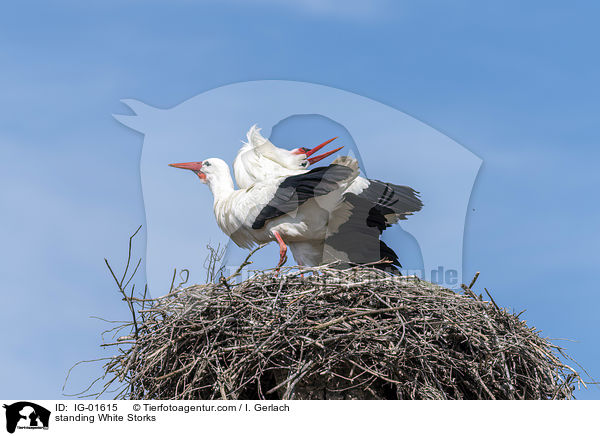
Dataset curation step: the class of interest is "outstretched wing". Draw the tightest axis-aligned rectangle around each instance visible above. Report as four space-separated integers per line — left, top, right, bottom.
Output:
350 179 423 228
251 157 358 229
323 178 423 272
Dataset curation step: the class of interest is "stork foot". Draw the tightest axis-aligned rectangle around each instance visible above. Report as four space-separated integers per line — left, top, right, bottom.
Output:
273 231 288 272
277 253 288 269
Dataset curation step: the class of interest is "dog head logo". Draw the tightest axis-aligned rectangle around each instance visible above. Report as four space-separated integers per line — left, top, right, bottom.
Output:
3 402 50 433
114 80 481 291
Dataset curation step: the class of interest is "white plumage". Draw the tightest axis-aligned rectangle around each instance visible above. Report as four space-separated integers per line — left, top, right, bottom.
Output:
233 125 308 190
169 156 360 268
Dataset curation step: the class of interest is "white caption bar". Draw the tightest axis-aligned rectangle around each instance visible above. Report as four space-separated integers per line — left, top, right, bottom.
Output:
0 400 597 435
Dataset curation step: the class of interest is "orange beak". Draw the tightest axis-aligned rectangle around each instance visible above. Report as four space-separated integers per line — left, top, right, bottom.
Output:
169 161 203 171
169 161 206 180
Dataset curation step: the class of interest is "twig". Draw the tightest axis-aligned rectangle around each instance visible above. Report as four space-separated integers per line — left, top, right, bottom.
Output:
226 244 267 281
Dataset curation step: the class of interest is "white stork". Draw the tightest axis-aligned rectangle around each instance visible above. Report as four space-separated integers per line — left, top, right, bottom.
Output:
169 156 360 268
233 125 343 189
233 125 423 270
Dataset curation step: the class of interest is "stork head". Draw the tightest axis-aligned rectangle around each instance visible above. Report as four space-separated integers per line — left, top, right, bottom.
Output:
289 137 344 168
169 158 230 185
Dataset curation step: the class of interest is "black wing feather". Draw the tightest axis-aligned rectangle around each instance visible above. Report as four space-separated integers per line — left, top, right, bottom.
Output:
323 178 423 273
358 180 423 227
252 164 354 229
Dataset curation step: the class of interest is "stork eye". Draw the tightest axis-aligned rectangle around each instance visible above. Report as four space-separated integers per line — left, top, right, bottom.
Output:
301 161 308 167
204 161 211 167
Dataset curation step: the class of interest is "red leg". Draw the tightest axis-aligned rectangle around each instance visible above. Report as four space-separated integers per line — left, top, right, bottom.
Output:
273 231 288 269
296 259 305 278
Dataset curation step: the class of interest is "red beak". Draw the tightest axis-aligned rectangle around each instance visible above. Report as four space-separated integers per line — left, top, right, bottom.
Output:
169 161 203 171
308 146 344 165
304 137 338 158
300 137 344 165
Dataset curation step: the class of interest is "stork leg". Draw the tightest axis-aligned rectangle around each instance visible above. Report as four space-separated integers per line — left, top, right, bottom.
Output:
296 260 305 278
273 231 288 270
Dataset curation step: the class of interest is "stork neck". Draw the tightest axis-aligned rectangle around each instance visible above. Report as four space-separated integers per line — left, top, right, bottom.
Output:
206 172 235 202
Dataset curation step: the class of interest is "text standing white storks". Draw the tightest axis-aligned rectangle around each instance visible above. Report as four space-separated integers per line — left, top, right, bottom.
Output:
233 125 423 270
169 156 360 269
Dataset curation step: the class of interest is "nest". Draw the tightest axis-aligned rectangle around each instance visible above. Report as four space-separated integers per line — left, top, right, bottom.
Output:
99 260 583 400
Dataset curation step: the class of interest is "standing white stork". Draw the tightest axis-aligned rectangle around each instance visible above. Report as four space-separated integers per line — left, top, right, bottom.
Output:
233 125 423 270
169 156 360 268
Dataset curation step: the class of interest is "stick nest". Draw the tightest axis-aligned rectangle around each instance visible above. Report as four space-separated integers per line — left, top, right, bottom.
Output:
100 263 583 400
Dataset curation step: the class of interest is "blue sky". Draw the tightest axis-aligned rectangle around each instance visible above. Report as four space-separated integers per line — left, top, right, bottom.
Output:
1 0 599 399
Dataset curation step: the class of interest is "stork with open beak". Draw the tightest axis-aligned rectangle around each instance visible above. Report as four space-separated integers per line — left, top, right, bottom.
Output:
169 156 360 269
233 125 423 270
233 125 343 190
